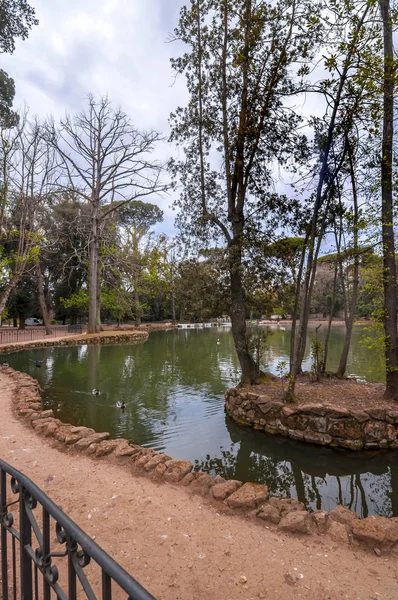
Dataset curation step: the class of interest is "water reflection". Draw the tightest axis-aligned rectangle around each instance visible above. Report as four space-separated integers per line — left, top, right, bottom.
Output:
5 325 396 516
196 416 398 518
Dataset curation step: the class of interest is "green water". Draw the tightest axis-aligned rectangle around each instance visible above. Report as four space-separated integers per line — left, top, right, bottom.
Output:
5 324 398 518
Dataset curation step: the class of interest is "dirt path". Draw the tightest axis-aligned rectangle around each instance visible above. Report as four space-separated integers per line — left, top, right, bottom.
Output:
1 373 397 599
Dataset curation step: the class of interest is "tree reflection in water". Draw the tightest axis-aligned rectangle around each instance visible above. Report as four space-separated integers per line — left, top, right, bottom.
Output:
194 416 398 517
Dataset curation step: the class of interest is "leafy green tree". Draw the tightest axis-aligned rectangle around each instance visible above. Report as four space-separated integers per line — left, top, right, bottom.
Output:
287 0 386 399
0 116 55 319
174 257 229 322
0 0 38 53
0 0 38 127
170 0 323 383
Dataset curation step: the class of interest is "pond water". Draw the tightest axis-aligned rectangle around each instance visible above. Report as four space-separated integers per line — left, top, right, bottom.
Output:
6 324 398 518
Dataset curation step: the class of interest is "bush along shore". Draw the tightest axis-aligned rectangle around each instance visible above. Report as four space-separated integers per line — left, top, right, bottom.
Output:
3 365 398 555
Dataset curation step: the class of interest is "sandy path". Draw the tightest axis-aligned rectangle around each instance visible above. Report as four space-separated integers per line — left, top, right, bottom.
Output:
0 372 397 599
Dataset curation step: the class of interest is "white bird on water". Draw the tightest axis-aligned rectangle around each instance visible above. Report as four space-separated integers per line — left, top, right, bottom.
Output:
217 339 220 345
92 388 100 396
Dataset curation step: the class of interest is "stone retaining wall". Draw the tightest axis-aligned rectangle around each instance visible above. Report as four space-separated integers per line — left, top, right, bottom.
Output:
0 330 149 355
225 387 398 451
3 366 398 554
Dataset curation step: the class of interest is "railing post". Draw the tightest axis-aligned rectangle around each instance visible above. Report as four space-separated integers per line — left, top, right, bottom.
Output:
42 508 51 600
1 468 9 600
19 485 32 600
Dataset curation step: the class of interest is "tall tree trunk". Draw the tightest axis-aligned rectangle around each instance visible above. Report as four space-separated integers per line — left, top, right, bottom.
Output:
228 232 258 383
18 314 25 330
36 263 52 336
289 238 307 375
171 288 176 323
379 0 398 398
96 249 102 331
336 137 360 378
135 290 141 326
88 211 101 334
322 255 339 373
296 197 334 373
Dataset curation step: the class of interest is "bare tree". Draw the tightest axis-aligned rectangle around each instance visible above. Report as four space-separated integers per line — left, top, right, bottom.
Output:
46 95 164 333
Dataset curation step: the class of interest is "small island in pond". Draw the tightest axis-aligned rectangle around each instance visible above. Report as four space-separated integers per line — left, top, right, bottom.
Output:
226 376 398 451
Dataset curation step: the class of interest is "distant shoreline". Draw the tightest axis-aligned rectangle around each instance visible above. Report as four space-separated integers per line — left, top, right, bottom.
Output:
257 319 371 326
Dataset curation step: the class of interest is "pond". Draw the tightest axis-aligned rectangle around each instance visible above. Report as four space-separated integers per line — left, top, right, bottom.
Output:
5 324 398 518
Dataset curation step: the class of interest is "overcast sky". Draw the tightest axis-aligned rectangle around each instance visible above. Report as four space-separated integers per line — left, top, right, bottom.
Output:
2 0 189 235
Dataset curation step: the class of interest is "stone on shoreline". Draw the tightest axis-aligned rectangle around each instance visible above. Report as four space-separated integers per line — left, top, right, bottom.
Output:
95 439 124 457
163 460 193 483
73 432 110 449
312 510 328 534
144 453 172 472
257 505 281 524
327 520 351 545
226 482 268 509
268 497 305 517
211 480 242 501
352 516 398 549
329 505 359 527
189 472 214 496
278 511 312 534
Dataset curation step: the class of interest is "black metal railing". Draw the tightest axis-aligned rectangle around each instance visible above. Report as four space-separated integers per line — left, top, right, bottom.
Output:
0 459 156 600
0 326 89 345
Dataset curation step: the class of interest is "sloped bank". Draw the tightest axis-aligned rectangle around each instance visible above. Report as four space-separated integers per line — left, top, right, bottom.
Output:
3 367 398 555
225 384 398 451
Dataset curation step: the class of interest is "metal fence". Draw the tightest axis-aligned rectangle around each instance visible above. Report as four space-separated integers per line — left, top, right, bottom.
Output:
0 326 87 345
0 459 156 599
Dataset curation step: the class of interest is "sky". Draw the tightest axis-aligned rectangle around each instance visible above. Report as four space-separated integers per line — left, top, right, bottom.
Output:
2 0 189 235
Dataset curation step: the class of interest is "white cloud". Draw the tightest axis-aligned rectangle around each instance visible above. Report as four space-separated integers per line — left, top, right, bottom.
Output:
1 0 188 234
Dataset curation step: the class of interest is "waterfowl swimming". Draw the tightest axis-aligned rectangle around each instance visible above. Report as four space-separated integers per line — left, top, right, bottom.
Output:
2 362 9 368
116 401 126 409
92 388 100 396
35 360 43 367
216 339 220 345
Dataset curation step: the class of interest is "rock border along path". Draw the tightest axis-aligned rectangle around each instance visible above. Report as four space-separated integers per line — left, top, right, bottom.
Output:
3 360 398 556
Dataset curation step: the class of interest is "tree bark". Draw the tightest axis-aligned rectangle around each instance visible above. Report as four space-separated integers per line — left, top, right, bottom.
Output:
171 289 176 323
322 254 339 373
336 137 360 378
88 211 101 334
135 290 141 326
228 231 258 383
36 263 52 335
0 272 21 318
379 0 398 399
289 239 307 375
